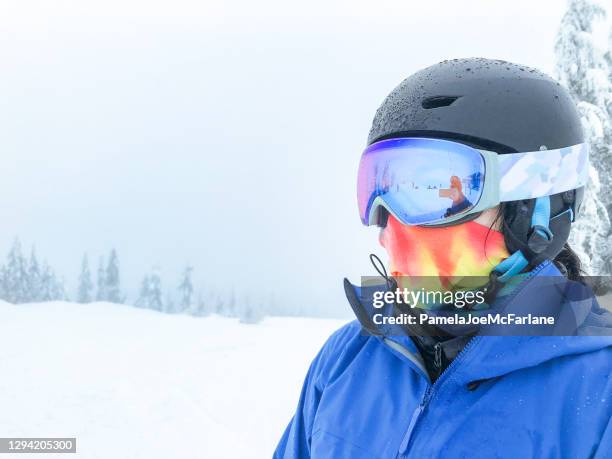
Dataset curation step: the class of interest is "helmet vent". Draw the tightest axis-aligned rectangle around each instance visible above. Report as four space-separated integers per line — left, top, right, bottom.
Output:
421 95 460 109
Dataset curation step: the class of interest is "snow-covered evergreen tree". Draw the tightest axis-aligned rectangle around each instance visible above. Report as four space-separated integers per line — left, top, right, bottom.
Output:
240 303 264 324
96 257 106 301
164 292 176 314
215 294 225 315
607 27 612 73
105 249 121 303
77 254 93 303
5 239 29 303
135 275 151 308
194 292 209 316
39 263 54 301
136 268 163 311
38 261 66 302
149 271 163 311
555 0 612 276
178 266 194 311
27 247 42 302
226 288 236 316
0 265 7 300
55 276 68 302
238 294 264 324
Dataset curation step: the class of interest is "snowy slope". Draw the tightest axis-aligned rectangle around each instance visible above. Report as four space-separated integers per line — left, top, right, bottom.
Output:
0 302 347 458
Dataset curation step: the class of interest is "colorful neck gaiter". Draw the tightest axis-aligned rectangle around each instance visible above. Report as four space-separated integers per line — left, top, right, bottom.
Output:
379 214 510 308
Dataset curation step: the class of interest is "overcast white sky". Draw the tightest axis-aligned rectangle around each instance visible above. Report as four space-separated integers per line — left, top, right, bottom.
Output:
0 0 576 315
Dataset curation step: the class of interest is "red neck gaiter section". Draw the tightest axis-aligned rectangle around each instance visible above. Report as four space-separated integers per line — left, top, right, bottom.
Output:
379 214 509 288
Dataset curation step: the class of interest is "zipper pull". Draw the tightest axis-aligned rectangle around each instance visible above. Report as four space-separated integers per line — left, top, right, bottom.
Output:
398 403 425 455
434 343 443 372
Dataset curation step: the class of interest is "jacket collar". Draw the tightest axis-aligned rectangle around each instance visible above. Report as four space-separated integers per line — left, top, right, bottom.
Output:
344 261 612 382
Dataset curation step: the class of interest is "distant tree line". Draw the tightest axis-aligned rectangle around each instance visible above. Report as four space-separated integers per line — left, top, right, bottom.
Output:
0 239 65 303
76 249 123 304
2 238 270 323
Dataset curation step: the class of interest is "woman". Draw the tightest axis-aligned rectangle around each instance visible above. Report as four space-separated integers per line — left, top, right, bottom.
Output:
274 58 612 458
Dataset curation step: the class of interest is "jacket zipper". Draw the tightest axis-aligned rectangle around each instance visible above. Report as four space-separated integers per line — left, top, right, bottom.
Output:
397 336 480 457
395 262 549 457
433 342 443 377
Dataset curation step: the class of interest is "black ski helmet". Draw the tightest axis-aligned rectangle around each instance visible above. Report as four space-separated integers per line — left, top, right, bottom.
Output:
368 58 585 268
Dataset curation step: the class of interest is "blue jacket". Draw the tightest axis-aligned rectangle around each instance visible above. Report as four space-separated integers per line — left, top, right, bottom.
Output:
274 262 612 458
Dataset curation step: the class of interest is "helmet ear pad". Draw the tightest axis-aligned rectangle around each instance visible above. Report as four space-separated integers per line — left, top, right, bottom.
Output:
502 192 575 268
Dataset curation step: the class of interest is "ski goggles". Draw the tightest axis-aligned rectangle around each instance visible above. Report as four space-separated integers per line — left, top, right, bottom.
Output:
357 137 589 226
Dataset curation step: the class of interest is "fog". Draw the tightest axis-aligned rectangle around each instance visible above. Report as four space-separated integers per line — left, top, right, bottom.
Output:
0 0 567 315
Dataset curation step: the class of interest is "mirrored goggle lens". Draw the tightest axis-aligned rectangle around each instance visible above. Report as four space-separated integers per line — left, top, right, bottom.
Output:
357 138 486 225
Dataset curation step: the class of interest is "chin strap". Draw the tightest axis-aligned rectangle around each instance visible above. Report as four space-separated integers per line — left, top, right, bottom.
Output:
483 196 553 303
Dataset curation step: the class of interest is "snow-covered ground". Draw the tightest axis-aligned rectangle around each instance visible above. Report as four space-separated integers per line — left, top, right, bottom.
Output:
0 302 347 458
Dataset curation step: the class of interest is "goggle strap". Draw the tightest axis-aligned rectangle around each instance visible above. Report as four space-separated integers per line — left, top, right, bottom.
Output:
497 143 589 203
